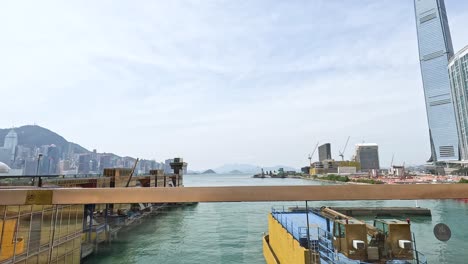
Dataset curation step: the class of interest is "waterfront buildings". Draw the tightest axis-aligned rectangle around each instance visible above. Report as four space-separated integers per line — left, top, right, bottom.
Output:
449 46 468 160
354 144 379 172
318 143 331 162
0 125 167 177
0 160 185 263
414 0 458 162
309 160 360 175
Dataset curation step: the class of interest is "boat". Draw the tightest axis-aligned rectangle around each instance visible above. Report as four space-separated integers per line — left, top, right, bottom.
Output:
253 168 268 178
263 206 427 264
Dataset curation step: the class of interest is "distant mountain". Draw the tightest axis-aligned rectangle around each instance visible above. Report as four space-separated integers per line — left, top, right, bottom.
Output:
214 163 297 174
229 170 244 174
202 169 216 174
214 164 260 174
0 125 89 154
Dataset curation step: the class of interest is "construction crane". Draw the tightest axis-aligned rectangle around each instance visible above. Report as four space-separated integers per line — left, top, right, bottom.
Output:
308 142 319 166
338 136 350 161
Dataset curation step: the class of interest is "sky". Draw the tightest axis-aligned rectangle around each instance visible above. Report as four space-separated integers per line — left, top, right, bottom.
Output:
1 0 468 171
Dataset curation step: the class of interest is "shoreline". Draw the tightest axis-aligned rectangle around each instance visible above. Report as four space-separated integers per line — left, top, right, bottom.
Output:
300 176 371 185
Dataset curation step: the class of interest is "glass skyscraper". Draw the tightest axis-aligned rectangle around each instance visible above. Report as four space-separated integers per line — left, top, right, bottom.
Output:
449 46 468 160
414 0 459 161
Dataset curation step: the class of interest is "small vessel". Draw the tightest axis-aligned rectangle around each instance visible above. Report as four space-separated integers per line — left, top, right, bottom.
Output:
263 207 427 264
253 168 268 178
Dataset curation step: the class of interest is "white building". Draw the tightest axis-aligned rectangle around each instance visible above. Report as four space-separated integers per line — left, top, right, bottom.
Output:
0 161 9 174
0 161 22 176
4 129 18 150
389 165 405 177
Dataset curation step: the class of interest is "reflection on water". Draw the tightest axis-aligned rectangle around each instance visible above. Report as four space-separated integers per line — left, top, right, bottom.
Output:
87 174 468 264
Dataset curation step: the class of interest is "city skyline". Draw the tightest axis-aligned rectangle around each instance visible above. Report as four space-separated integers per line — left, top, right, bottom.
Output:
0 125 168 176
2 1 468 170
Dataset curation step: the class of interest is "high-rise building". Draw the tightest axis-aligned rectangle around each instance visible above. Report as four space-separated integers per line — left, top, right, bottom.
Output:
414 0 458 161
0 129 18 165
448 46 468 160
0 148 11 166
47 144 60 174
164 159 174 174
318 143 332 162
99 154 112 172
3 129 18 152
355 144 380 171
23 158 38 175
78 154 92 174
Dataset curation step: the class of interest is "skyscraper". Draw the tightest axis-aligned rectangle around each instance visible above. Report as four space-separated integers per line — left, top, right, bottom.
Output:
318 143 332 162
3 129 18 151
0 129 18 165
164 159 174 174
448 46 468 160
47 144 60 174
354 144 380 172
414 0 458 162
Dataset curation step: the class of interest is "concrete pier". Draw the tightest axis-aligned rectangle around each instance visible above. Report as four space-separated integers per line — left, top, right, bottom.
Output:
289 206 431 217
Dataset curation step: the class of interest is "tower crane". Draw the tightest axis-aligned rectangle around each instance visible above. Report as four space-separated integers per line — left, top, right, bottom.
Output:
338 136 350 161
308 142 319 166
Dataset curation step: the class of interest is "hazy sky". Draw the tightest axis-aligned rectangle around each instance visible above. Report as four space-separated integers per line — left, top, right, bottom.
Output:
1 1 468 170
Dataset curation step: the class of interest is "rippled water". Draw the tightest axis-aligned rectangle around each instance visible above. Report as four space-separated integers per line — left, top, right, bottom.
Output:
86 174 468 263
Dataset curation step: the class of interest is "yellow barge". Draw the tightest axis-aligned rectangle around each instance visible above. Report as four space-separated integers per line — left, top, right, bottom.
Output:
263 207 427 264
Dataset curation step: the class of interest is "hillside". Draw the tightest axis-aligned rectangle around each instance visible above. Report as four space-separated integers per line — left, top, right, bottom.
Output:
0 125 89 154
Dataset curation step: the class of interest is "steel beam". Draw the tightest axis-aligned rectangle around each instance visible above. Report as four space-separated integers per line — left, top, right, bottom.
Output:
0 184 467 205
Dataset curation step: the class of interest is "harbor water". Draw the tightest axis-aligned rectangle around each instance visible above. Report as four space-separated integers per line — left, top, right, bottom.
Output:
86 174 468 264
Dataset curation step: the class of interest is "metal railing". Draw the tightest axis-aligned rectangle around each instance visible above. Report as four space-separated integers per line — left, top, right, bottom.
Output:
1 184 468 205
